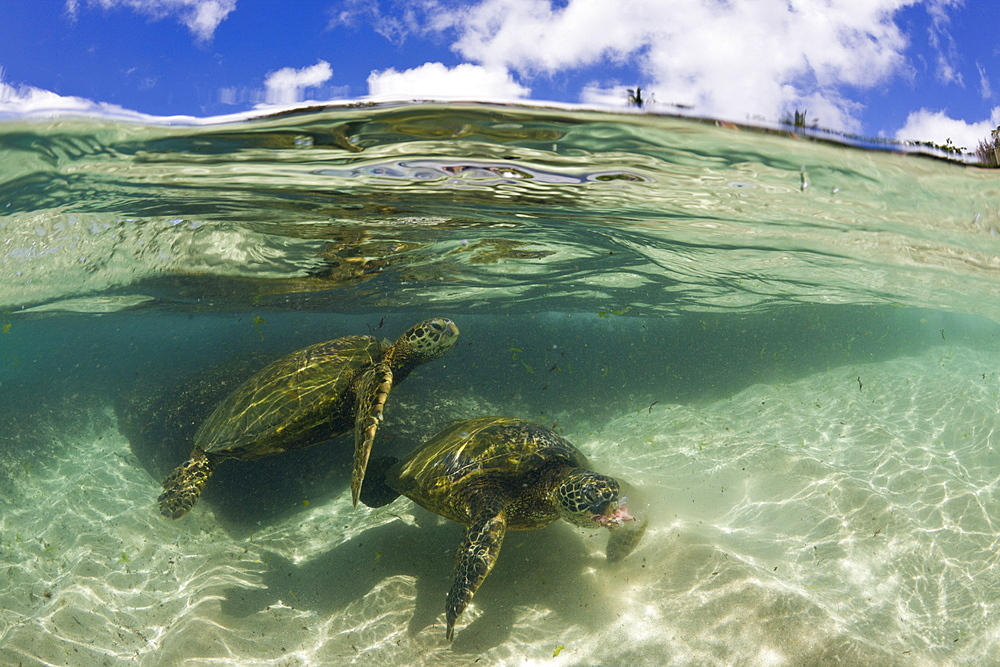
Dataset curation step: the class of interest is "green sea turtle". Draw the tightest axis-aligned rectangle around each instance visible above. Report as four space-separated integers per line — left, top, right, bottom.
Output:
158 317 460 519
361 416 647 640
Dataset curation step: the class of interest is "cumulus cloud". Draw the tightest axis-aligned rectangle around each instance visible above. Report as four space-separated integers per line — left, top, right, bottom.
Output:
350 0 968 133
262 60 334 105
0 72 258 123
366 62 530 101
0 74 139 117
431 0 927 132
895 106 1000 150
65 0 237 42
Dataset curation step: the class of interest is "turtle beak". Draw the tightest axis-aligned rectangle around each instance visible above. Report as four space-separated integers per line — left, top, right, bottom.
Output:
429 318 459 338
591 497 636 529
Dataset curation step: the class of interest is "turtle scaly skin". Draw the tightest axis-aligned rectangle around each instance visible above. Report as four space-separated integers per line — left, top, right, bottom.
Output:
360 416 647 640
159 449 212 519
157 318 459 519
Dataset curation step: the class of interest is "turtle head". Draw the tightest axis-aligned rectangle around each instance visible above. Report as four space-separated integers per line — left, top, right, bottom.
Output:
391 318 459 367
555 470 635 530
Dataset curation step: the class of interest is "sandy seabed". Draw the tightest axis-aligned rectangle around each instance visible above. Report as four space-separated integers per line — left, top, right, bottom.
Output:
2 345 999 666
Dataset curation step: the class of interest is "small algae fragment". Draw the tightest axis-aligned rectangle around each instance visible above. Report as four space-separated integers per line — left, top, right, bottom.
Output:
1 322 10 334
119 551 130 563
301 499 310 506
508 347 534 373
252 315 267 341
553 645 565 657
597 306 631 317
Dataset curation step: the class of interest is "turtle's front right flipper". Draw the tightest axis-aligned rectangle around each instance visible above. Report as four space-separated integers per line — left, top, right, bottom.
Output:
606 514 648 563
606 485 650 563
358 456 402 508
158 449 213 519
446 496 507 640
351 362 393 506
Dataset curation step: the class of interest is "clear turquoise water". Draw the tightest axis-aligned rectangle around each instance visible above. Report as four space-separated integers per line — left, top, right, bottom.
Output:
1 103 999 666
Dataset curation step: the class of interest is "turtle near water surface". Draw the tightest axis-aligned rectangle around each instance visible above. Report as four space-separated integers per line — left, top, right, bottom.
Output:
361 416 647 640
157 317 460 519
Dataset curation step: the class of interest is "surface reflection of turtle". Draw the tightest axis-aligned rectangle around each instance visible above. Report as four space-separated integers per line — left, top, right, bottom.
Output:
158 318 460 519
361 416 647 640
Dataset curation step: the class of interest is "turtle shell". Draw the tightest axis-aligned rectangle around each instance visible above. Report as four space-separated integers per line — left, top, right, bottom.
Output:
388 417 589 526
195 335 382 460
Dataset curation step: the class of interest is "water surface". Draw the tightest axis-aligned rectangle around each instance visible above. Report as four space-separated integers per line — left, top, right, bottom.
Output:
1 103 998 666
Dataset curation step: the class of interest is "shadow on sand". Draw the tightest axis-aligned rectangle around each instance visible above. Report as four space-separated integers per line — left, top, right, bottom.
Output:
220 510 625 652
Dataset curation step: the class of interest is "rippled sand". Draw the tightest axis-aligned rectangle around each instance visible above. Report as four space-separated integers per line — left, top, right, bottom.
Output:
2 345 998 666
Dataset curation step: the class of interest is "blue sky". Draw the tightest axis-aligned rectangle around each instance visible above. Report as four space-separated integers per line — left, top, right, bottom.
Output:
0 0 998 150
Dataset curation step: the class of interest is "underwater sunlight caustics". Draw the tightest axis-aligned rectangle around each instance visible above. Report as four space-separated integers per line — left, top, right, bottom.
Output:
1 103 1000 666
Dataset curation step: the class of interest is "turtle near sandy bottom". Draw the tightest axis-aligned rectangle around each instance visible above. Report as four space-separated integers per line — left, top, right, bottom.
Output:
157 317 460 519
360 416 648 640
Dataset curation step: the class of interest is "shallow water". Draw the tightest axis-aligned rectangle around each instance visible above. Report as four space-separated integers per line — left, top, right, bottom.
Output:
1 103 999 666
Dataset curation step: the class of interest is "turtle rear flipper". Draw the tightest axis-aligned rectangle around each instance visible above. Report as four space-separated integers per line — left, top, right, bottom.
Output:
446 491 507 641
351 362 393 506
359 456 402 508
158 449 213 519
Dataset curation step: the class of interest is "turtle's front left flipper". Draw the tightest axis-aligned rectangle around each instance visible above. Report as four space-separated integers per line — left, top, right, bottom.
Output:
351 362 393 506
446 495 507 640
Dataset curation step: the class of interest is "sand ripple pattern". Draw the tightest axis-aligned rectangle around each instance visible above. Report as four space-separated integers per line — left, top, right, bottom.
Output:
579 345 1000 665
1 346 998 665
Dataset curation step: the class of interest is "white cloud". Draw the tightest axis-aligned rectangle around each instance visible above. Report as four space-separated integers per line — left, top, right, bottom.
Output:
352 0 970 133
366 62 530 101
580 83 635 108
65 0 237 42
0 72 343 125
977 63 992 100
422 0 927 132
925 0 964 86
895 106 1000 150
0 74 139 117
0 72 252 123
262 60 334 105
329 0 433 45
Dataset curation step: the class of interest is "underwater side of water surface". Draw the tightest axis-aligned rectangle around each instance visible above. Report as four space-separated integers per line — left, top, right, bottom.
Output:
1 103 1000 666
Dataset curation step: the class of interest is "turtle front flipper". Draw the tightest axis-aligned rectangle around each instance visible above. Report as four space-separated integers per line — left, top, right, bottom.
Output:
158 449 213 519
607 515 648 563
358 456 402 508
351 362 393 506
606 487 650 563
446 494 508 640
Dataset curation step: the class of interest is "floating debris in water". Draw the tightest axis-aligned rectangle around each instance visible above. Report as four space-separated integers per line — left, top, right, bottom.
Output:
252 315 267 341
